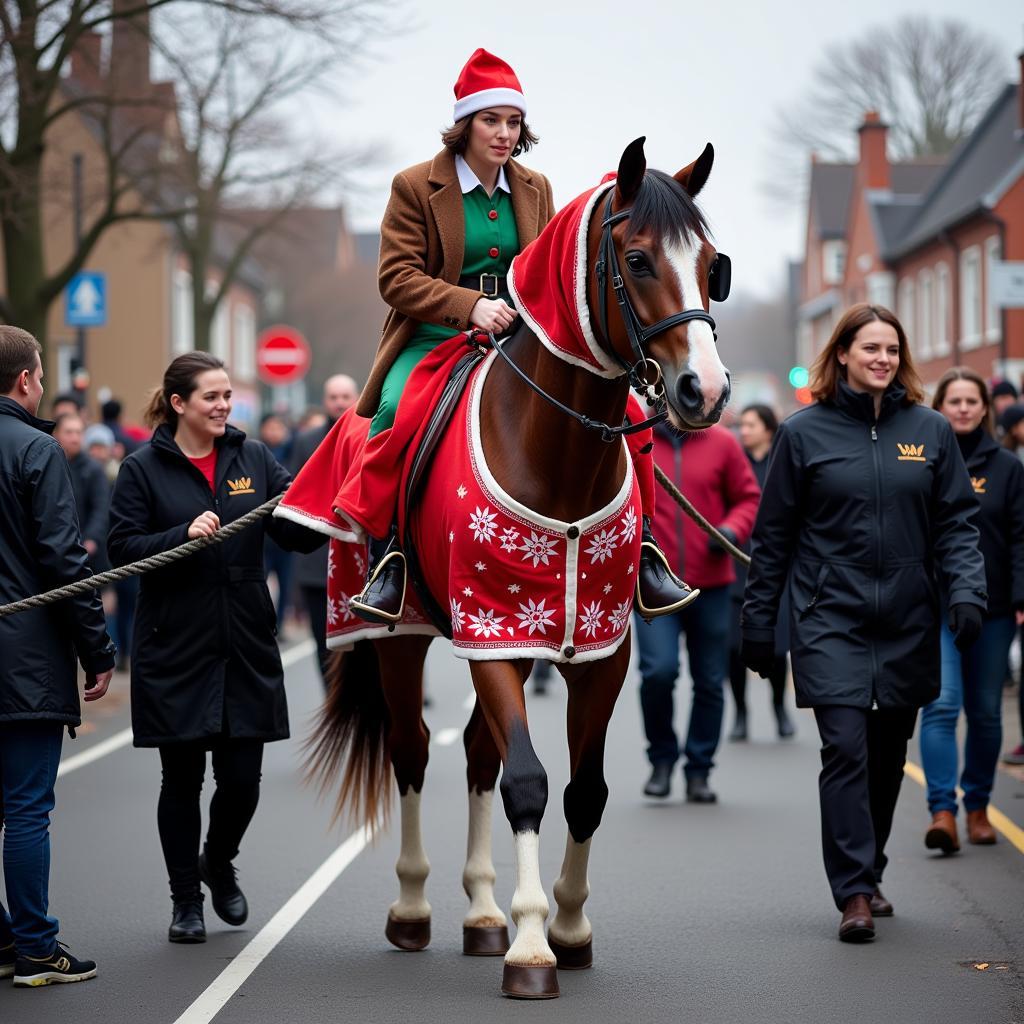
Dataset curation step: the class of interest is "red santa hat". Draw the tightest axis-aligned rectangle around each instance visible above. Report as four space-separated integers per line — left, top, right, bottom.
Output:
453 48 527 122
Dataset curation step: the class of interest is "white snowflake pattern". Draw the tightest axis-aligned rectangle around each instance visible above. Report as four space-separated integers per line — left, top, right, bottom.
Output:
327 547 336 579
468 608 507 639
609 599 632 632
627 563 635 574
450 598 466 633
352 547 366 577
508 583 521 594
515 597 558 636
456 484 468 499
469 505 499 544
463 586 474 597
620 507 638 544
449 531 455 542
517 530 559 567
327 593 354 627
579 600 605 638
500 527 521 552
603 582 613 595
475 561 487 573
585 527 620 565
326 596 337 626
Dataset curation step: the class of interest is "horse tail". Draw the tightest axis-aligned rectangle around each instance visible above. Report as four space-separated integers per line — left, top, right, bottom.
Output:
303 639 392 833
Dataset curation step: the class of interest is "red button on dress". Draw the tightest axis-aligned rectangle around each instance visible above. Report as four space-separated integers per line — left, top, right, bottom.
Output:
488 209 498 220
488 246 499 257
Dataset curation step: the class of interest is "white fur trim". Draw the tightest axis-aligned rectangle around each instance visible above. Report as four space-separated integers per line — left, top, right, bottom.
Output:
507 180 623 380
454 87 526 121
273 503 358 543
326 624 439 651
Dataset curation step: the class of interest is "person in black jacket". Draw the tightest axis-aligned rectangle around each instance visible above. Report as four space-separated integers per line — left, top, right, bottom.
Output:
0 327 114 987
741 304 986 944
54 412 110 573
107 352 321 945
919 368 1024 851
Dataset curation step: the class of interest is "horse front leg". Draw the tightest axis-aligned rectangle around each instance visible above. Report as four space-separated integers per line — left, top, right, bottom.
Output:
377 636 433 951
469 658 558 1000
461 700 509 956
549 638 630 970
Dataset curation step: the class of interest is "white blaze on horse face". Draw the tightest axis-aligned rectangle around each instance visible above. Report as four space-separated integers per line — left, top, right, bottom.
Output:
390 790 431 922
664 234 730 418
463 788 507 929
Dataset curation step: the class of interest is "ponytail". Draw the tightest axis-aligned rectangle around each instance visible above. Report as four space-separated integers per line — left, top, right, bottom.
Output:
144 351 225 429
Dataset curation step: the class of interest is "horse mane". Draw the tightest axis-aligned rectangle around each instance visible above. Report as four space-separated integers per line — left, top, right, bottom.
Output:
626 169 709 245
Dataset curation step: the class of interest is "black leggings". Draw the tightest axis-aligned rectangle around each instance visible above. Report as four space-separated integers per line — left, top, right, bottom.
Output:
157 739 264 902
729 649 787 712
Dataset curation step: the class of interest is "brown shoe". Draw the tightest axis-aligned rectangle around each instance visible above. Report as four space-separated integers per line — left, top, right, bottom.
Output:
966 808 997 845
838 894 875 943
925 810 960 854
869 886 893 917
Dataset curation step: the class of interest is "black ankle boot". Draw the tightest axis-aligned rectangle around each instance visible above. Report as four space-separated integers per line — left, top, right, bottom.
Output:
636 516 699 619
349 532 407 626
168 898 206 944
199 850 248 926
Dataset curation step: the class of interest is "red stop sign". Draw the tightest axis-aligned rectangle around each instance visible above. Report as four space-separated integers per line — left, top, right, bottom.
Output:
256 325 311 385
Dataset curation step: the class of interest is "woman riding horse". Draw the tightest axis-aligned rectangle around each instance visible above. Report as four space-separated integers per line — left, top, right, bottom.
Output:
340 47 695 625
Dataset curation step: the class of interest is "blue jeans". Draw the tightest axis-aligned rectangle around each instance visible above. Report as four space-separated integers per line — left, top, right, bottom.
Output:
0 722 63 956
919 617 1014 814
634 585 730 778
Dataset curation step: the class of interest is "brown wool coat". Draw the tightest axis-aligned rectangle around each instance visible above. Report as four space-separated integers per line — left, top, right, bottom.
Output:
357 148 556 418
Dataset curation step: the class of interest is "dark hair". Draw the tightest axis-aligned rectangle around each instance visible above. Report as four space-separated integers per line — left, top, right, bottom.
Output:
931 366 994 436
144 352 226 428
53 411 84 431
626 169 709 246
0 326 42 393
101 398 123 421
441 110 538 157
991 379 1018 400
809 303 924 405
52 391 84 413
740 403 778 435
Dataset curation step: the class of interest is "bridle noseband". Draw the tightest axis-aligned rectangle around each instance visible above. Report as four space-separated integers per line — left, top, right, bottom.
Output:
476 187 725 443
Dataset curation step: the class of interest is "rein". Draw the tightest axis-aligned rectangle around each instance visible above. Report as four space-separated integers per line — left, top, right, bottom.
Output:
473 188 719 444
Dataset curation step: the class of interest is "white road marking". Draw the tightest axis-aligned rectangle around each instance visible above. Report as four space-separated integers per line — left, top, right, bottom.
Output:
435 727 461 746
172 825 373 1024
57 638 317 779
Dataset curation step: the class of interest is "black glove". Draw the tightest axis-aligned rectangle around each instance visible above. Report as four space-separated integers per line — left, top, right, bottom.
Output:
708 525 738 555
949 603 983 652
741 637 775 678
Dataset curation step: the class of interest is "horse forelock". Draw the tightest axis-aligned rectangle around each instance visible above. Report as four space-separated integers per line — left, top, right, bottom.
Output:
625 169 709 248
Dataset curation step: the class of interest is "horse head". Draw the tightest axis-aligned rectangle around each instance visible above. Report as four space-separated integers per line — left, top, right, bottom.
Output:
588 137 732 429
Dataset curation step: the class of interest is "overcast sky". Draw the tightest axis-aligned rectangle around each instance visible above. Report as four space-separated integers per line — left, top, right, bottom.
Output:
325 0 1021 300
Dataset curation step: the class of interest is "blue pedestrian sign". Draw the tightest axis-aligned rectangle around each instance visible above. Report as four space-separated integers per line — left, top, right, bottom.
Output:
65 272 107 328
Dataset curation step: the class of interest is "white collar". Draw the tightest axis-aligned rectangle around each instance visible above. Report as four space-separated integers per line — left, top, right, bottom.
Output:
455 154 510 196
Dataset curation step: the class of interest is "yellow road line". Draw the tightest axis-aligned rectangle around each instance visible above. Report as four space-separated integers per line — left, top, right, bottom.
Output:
904 759 1024 856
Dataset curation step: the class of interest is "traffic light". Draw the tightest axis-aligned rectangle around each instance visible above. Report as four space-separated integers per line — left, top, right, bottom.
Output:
789 366 812 405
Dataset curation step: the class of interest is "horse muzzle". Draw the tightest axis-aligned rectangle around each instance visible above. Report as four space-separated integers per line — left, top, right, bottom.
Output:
666 368 731 429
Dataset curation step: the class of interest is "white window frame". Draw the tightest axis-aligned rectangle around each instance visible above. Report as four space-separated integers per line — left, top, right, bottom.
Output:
822 240 847 286
206 278 229 364
172 268 194 356
866 271 895 311
917 269 934 361
934 262 951 356
959 245 982 350
233 304 256 381
897 277 915 353
985 235 1002 343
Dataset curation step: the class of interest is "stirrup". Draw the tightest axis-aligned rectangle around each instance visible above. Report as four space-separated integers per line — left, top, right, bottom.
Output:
349 549 408 626
635 541 701 620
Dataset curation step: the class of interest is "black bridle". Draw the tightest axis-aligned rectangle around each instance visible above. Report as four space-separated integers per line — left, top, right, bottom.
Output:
476 187 725 442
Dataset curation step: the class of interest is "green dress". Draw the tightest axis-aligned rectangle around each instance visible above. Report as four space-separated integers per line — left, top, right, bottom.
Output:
369 184 520 437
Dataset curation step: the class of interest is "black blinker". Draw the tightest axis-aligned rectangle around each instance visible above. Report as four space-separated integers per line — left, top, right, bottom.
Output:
709 253 731 303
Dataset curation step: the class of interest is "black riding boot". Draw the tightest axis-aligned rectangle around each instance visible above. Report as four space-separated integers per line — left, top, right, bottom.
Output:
635 516 699 619
349 531 407 626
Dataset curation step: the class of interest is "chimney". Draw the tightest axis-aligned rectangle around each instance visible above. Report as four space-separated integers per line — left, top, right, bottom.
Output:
108 0 151 95
68 30 103 86
857 110 890 191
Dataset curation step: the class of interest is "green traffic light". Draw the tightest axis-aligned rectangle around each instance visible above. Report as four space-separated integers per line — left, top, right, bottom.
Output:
789 366 809 389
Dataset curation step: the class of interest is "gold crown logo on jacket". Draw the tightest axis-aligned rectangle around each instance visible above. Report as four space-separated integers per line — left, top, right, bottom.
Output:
971 476 987 494
896 443 925 462
227 476 255 495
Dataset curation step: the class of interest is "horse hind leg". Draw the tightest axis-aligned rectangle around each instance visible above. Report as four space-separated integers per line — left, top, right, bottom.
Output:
376 635 433 952
470 659 559 1000
461 701 509 956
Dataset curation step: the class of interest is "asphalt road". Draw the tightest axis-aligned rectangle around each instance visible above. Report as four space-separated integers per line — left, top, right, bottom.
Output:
2 633 1024 1023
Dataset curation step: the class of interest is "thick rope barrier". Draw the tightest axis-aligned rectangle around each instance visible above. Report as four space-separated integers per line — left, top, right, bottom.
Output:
0 493 284 619
653 463 752 568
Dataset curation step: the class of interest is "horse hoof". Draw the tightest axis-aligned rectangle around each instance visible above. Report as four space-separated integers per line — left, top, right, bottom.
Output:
548 934 593 970
501 963 559 999
385 913 430 951
463 924 510 956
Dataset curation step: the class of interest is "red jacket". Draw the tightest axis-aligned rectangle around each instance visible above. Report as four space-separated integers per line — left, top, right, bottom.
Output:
651 423 760 590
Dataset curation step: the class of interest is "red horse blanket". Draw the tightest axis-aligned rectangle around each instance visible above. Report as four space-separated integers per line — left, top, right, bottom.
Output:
275 176 652 661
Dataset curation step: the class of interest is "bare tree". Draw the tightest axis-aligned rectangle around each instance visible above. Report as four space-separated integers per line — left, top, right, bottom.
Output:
0 0 377 355
765 15 1007 207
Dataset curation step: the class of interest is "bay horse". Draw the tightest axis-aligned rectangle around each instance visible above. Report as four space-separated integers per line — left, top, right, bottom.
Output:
306 138 731 999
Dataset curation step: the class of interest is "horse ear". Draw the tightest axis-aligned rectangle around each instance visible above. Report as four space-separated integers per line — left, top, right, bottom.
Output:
674 143 714 198
616 137 647 204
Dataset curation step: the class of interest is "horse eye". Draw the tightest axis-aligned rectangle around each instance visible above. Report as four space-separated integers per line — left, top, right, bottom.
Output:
625 252 649 274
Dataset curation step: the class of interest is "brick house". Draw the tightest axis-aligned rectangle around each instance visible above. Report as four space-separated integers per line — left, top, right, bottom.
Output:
796 54 1024 391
